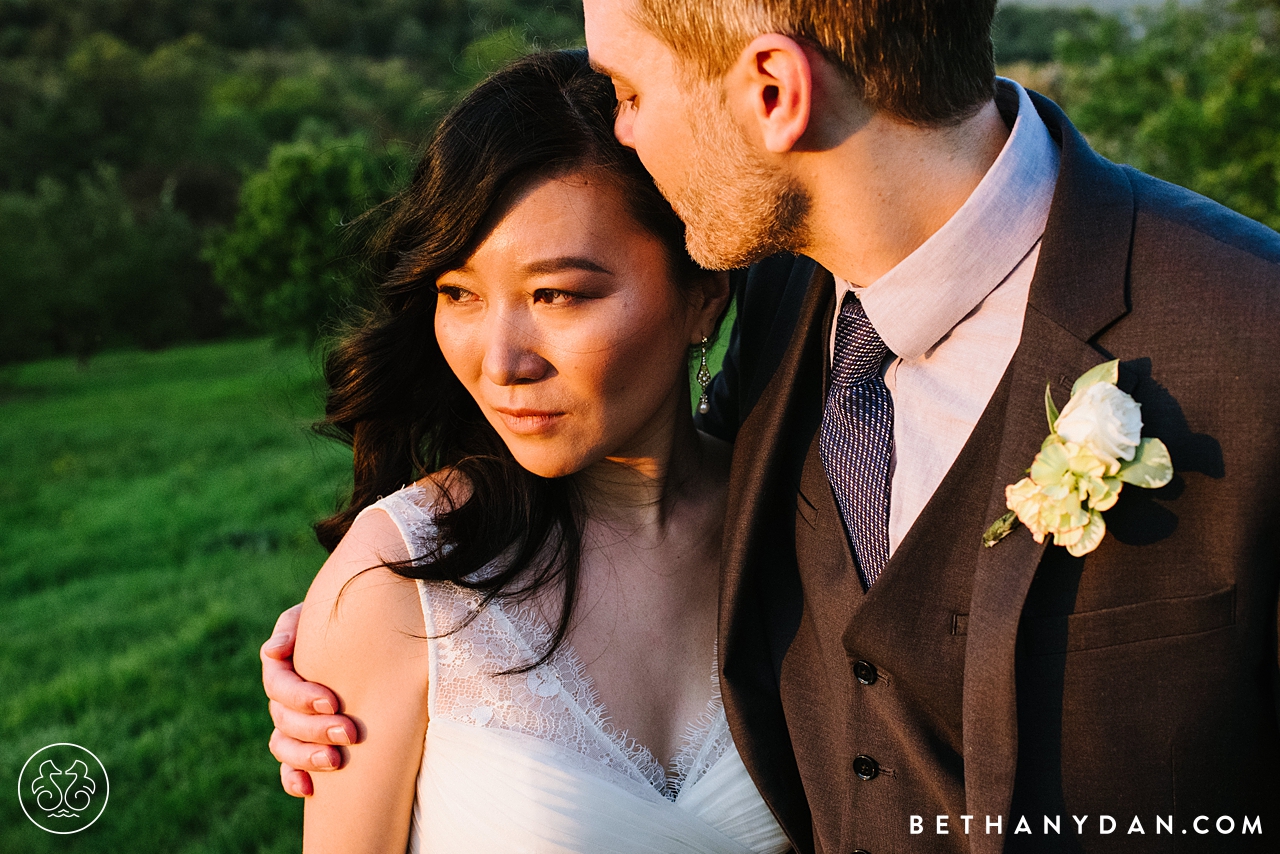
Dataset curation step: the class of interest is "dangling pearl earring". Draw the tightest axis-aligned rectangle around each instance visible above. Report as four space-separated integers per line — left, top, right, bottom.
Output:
696 336 711 415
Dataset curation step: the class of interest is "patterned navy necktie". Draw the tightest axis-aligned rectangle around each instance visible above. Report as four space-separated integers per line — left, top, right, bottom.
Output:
820 292 894 588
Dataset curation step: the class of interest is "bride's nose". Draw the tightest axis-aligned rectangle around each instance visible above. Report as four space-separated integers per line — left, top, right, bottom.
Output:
481 313 553 386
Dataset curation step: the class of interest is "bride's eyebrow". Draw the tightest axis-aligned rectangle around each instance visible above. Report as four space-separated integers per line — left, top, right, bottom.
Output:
523 256 613 276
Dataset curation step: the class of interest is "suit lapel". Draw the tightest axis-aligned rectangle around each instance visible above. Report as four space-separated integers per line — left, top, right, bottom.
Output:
962 91 1136 851
719 258 829 854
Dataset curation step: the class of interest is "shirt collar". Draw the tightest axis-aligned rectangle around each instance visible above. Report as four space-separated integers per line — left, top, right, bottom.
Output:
835 78 1061 361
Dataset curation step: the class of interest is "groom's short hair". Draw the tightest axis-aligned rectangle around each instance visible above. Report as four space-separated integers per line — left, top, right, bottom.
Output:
632 0 997 126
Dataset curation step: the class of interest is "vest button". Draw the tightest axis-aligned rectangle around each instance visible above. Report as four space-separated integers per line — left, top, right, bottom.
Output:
853 850 871 854
853 659 878 685
852 754 880 780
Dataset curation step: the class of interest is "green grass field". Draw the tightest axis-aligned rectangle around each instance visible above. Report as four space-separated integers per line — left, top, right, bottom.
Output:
0 327 732 850
0 339 350 852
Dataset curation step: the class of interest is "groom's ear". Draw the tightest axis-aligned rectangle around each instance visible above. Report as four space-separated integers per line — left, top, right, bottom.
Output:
726 34 813 155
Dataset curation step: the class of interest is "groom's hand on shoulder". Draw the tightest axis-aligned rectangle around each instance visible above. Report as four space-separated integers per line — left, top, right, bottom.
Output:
261 603 361 796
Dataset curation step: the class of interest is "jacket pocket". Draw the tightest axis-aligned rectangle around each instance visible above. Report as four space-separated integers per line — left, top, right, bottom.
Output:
1020 586 1236 656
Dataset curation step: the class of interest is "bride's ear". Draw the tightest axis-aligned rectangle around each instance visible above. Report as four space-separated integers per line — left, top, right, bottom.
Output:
692 270 732 344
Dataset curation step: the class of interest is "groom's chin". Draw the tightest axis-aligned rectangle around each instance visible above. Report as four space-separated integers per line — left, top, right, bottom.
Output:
683 236 758 272
683 227 809 272
677 192 813 272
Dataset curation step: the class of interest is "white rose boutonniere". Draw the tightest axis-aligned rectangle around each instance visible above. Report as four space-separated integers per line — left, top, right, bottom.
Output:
1054 381 1142 469
982 360 1173 557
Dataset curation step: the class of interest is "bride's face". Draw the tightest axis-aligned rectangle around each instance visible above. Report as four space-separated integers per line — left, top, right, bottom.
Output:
434 171 712 479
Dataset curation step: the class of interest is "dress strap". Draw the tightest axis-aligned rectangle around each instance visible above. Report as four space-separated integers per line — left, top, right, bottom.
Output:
356 484 439 562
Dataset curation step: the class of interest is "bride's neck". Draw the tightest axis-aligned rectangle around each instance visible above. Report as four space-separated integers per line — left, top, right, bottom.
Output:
572 410 716 533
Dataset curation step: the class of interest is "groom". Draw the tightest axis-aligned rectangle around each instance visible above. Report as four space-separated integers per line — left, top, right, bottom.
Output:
262 1 1280 851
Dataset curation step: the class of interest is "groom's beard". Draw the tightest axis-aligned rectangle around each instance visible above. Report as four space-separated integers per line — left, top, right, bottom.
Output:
661 88 811 271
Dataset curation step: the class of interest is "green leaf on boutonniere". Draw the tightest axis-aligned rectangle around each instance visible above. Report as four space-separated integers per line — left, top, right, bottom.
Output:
1117 437 1174 488
982 510 1019 548
1070 359 1120 397
1044 383 1060 432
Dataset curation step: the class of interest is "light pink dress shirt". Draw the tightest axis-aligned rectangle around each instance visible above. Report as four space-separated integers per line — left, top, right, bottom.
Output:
831 80 1060 554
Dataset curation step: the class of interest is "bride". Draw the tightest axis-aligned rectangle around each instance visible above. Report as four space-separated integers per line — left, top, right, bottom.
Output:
277 50 791 853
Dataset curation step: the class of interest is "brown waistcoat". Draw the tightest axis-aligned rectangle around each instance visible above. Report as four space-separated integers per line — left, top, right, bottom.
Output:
782 368 1012 852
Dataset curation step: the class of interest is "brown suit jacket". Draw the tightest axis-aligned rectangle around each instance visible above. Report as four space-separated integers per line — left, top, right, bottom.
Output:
701 90 1280 853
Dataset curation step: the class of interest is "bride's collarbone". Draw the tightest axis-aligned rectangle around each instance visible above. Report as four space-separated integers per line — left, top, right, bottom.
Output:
560 551 720 772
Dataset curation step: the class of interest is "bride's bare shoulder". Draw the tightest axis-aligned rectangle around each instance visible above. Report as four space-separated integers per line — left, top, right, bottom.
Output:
292 466 477 672
294 500 426 687
296 492 435 849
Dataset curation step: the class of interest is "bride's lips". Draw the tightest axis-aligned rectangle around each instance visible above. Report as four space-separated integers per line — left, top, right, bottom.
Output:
492 406 566 435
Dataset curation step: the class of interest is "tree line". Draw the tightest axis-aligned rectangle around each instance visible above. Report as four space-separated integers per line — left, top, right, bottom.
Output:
1 1 1277 364
0 0 581 363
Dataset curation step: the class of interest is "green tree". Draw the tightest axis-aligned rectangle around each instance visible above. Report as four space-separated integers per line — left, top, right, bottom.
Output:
0 0 583 68
206 134 410 344
0 168 213 364
0 0 586 365
0 33 219 191
1058 1 1280 230
993 4 1104 64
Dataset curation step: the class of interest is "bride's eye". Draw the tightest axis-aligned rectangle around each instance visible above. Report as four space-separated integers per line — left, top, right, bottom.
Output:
533 288 574 306
435 284 476 303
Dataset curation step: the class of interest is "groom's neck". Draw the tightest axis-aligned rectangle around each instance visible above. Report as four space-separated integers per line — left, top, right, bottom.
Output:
797 97 1010 287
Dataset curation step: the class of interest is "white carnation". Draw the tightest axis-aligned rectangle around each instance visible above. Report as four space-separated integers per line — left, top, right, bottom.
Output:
1054 382 1142 472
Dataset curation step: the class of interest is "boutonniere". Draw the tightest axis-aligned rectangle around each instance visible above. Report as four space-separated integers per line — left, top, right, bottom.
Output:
982 360 1173 557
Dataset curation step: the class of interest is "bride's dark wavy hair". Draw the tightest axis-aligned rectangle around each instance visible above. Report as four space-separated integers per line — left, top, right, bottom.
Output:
313 49 705 669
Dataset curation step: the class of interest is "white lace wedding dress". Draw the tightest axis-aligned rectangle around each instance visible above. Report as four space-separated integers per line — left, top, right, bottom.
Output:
363 484 791 854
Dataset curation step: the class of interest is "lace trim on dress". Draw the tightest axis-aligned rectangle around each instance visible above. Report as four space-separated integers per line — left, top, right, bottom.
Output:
375 488 441 560
499 598 729 801
374 483 732 803
668 647 734 797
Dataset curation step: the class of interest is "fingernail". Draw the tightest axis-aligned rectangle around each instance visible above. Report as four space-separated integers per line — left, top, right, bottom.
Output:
267 633 290 650
312 698 336 715
327 726 352 746
311 749 335 770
